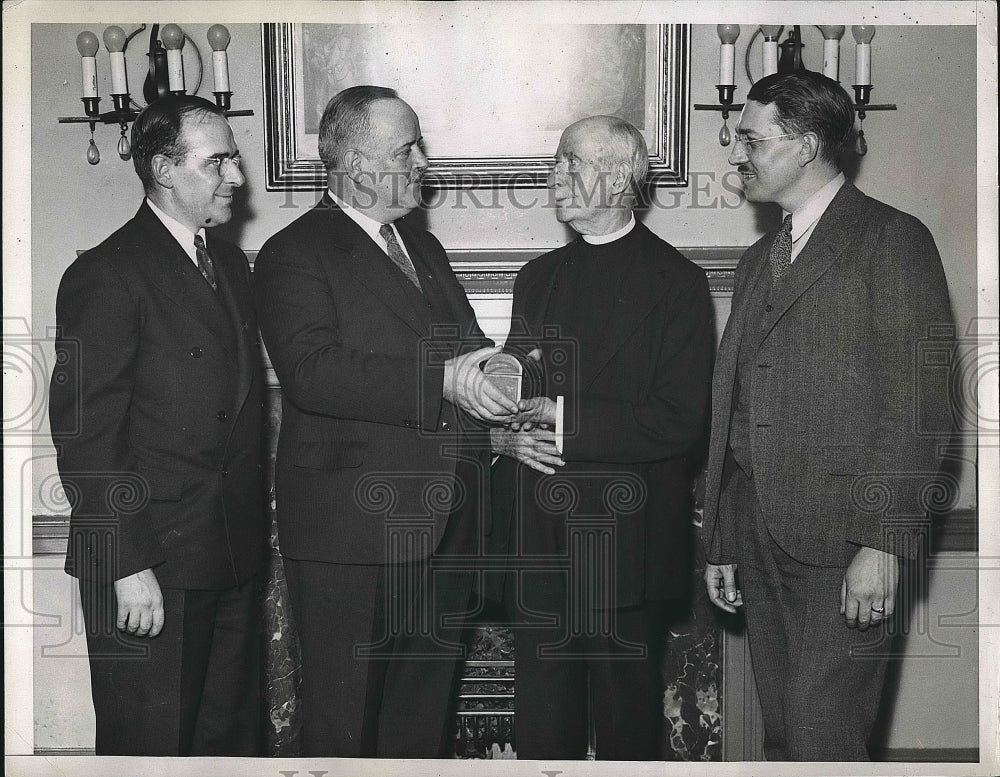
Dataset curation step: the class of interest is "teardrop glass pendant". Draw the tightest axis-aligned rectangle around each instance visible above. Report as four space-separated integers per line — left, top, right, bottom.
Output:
855 128 868 156
118 133 131 161
719 118 731 147
86 137 100 165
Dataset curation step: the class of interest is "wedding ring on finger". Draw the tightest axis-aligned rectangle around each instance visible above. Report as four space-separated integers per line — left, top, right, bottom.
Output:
871 605 885 614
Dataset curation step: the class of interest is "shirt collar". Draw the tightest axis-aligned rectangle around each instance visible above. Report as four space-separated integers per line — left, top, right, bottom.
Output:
146 197 205 262
581 213 636 245
328 189 392 245
787 172 846 243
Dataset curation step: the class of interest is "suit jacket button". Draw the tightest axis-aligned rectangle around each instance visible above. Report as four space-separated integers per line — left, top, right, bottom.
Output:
221 469 229 478
190 347 203 358
441 421 451 431
217 410 229 422
765 304 773 312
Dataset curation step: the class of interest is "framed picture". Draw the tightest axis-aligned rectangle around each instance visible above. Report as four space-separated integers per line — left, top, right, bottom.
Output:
262 22 689 190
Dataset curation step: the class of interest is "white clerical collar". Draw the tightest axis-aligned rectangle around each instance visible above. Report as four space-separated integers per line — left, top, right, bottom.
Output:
582 214 636 245
146 197 205 265
328 189 403 250
787 172 846 243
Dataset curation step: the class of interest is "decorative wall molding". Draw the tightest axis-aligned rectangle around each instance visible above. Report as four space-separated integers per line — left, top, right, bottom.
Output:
244 246 742 296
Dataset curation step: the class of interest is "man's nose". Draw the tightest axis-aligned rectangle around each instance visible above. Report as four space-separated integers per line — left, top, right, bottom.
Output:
728 141 748 167
226 160 245 187
412 145 429 171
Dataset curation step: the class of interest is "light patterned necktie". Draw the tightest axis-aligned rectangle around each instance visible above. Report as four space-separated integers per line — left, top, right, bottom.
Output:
769 214 793 282
193 234 218 292
379 223 422 292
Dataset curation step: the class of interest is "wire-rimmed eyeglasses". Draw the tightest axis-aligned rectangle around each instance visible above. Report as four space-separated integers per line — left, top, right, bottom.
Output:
176 154 243 176
732 133 800 149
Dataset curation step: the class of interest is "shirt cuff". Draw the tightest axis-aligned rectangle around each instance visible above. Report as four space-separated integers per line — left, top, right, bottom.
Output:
555 395 564 454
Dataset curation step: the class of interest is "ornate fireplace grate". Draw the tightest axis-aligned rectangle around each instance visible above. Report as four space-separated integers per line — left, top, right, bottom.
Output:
454 659 515 758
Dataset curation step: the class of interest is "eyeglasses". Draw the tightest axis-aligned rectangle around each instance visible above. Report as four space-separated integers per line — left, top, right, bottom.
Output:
732 133 799 149
177 154 243 176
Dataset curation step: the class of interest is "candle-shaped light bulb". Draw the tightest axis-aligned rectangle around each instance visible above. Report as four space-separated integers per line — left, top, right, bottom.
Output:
717 25 740 86
102 25 128 95
76 30 99 56
102 25 125 52
818 26 845 81
852 25 876 44
852 25 876 85
160 24 186 93
207 24 232 94
760 25 783 76
76 31 100 99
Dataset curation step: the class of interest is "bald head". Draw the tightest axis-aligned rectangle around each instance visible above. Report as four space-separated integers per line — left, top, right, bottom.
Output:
564 115 649 189
548 115 647 236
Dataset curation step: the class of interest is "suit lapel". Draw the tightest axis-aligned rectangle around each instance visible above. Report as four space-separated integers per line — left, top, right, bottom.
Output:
751 182 868 349
135 203 237 360
212 242 254 415
319 197 430 337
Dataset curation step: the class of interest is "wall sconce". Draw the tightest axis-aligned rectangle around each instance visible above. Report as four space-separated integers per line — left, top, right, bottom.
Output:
58 24 253 165
694 23 896 155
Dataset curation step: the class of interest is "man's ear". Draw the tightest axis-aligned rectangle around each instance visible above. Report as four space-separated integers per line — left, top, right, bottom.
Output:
150 154 175 189
342 147 367 183
798 132 821 167
612 162 632 196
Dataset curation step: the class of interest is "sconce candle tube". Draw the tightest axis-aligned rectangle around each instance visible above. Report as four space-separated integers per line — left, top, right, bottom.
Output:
211 51 231 93
760 25 782 77
160 24 186 93
717 25 740 86
852 26 876 86
81 57 98 97
823 38 840 80
818 26 845 81
207 25 232 93
109 51 127 94
76 31 100 99
102 26 128 95
166 50 185 91
855 44 871 85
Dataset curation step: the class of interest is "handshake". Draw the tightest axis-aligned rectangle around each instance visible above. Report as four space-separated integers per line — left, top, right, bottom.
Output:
442 346 564 474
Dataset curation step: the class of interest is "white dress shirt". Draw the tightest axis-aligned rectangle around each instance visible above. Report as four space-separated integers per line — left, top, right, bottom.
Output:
146 197 206 267
787 172 846 263
328 190 413 261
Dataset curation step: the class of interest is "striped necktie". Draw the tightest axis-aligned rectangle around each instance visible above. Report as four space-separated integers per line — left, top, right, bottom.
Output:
379 223 422 292
769 214 793 282
193 234 218 292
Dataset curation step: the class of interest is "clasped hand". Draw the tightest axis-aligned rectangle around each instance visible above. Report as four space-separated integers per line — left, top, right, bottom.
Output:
443 346 519 423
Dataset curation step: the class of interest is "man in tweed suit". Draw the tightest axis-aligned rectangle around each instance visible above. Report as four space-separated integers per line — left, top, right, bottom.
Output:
701 71 952 760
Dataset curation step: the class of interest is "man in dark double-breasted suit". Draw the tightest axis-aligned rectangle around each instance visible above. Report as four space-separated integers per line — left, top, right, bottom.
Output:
490 115 714 760
701 71 953 760
49 96 266 755
253 86 518 758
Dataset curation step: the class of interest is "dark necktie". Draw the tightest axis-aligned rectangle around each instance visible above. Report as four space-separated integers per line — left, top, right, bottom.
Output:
193 234 218 292
379 223 422 292
769 214 793 282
